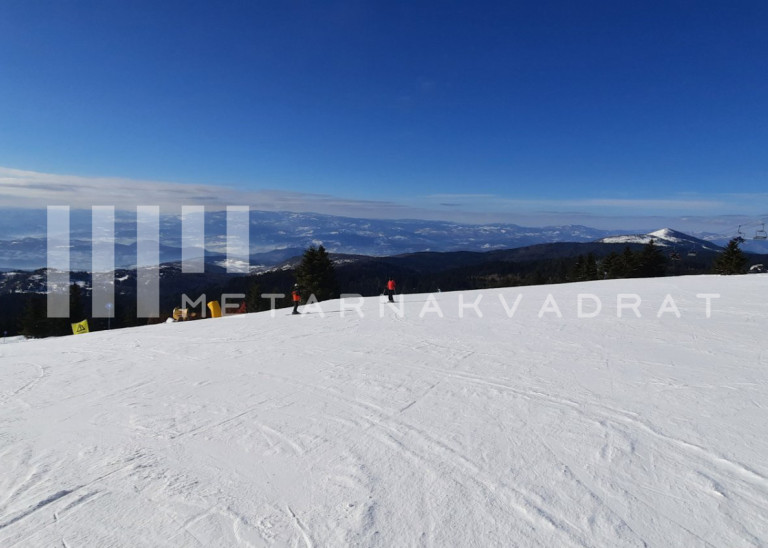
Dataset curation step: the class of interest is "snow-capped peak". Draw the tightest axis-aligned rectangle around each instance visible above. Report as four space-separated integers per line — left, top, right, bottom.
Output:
598 228 721 250
647 228 688 242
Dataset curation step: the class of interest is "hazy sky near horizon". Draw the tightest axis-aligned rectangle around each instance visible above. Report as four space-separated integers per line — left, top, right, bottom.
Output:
1 1 767 227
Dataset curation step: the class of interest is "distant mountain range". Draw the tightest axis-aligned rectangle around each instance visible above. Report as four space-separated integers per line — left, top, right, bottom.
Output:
0 226 737 299
1 207 761 272
0 208 619 271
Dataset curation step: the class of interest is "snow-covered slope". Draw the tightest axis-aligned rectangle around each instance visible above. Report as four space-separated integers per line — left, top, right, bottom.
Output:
1 275 767 546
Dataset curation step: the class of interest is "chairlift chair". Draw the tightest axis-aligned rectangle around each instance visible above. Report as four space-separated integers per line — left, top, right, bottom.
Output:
736 225 746 244
755 224 768 240
687 247 697 257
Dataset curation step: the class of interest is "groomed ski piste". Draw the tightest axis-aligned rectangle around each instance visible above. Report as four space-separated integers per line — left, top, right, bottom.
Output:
1 275 767 547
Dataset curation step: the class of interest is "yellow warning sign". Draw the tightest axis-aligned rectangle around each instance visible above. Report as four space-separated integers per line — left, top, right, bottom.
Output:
71 319 90 335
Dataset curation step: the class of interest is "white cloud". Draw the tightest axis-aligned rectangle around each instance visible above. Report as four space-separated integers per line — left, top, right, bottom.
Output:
0 166 765 233
0 166 411 215
424 194 727 212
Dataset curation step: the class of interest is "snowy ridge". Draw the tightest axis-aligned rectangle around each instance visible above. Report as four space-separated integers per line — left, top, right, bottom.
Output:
1 275 767 545
599 227 722 251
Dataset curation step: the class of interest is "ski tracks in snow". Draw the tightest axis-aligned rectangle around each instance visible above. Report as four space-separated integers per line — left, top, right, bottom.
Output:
0 447 149 546
0 362 49 409
2 278 768 546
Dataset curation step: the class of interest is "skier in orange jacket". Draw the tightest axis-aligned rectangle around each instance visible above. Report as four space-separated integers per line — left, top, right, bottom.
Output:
291 284 301 315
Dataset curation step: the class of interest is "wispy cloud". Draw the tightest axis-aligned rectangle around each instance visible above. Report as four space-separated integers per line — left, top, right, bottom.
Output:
1 166 765 233
424 194 729 212
0 166 408 215
0 166 245 209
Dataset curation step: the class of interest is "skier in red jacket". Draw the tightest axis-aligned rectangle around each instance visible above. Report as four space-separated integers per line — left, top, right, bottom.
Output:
386 278 396 303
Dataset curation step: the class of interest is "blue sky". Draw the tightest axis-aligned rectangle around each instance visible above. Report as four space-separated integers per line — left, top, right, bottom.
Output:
1 1 767 228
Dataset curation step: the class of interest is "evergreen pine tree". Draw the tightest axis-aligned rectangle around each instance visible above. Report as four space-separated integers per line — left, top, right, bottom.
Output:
602 252 621 279
296 245 339 302
120 298 140 328
713 238 748 275
572 255 586 281
245 278 262 312
70 283 85 321
584 253 599 280
636 239 667 278
620 246 637 278
20 295 48 338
